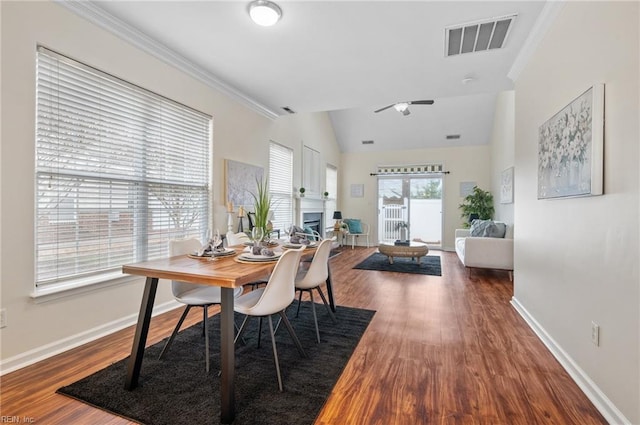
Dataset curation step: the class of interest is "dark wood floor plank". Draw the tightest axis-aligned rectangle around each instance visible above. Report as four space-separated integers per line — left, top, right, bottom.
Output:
1 248 606 424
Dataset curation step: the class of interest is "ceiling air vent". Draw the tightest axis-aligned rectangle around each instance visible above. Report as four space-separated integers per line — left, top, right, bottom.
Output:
361 140 374 145
446 134 461 140
281 106 296 114
445 14 517 57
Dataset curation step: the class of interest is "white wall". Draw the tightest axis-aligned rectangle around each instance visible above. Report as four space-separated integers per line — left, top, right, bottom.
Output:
340 145 491 250
0 1 340 368
513 2 639 423
490 91 515 225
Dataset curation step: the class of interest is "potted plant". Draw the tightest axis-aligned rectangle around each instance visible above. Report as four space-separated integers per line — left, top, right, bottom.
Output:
299 187 306 197
250 177 272 240
458 186 494 228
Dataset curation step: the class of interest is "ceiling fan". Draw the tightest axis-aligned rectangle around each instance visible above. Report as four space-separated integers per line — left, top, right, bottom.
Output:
374 100 435 116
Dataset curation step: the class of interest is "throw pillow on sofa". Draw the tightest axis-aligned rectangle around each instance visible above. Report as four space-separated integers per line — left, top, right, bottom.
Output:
470 219 491 236
470 219 506 238
486 222 506 238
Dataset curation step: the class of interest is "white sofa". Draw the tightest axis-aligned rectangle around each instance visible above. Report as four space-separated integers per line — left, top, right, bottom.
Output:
455 223 514 280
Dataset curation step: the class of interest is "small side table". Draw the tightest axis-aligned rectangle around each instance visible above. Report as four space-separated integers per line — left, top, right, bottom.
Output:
326 228 346 247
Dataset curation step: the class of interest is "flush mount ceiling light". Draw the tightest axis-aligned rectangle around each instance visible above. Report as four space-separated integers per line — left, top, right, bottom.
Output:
248 0 282 27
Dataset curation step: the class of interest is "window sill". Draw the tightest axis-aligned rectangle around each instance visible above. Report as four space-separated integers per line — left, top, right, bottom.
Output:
30 272 141 304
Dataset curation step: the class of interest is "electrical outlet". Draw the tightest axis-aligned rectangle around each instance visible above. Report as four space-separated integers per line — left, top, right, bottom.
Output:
591 321 600 346
0 308 6 328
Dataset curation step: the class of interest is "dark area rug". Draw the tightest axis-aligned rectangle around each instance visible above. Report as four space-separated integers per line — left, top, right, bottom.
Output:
57 302 375 425
353 252 442 276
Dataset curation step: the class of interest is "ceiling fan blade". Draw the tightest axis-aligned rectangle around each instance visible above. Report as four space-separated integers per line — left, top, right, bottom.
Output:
408 100 435 105
374 104 395 113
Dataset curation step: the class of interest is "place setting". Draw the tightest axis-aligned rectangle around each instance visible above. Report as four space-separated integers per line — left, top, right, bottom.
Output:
236 228 283 263
281 225 318 249
187 229 237 260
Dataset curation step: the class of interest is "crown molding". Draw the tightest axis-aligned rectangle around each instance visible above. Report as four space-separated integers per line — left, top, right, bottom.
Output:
508 1 566 82
54 0 280 120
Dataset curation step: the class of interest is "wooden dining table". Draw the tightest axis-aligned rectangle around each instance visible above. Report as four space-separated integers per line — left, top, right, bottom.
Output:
121 243 334 424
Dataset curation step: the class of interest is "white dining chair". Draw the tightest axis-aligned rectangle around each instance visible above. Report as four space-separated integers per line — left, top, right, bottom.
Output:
226 231 251 246
159 238 243 372
294 238 337 343
226 231 269 290
233 247 307 392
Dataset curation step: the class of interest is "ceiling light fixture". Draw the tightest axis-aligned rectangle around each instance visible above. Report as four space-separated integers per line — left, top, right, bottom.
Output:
393 102 410 116
248 0 282 27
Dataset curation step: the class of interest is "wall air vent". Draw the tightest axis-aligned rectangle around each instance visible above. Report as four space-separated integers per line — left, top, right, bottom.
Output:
445 14 517 57
446 134 461 140
281 106 296 114
361 140 374 145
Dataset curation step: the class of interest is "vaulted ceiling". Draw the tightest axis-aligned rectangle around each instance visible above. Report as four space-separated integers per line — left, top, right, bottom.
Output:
78 1 548 153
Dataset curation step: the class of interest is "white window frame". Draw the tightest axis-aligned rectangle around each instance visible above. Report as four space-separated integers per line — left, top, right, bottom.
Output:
269 142 293 233
34 47 211 297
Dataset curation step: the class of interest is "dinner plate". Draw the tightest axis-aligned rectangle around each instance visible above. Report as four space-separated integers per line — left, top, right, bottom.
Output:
283 242 316 249
188 248 235 259
212 248 236 257
237 252 282 262
243 241 279 247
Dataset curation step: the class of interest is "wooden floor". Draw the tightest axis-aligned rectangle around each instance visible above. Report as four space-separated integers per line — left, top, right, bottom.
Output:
1 248 606 424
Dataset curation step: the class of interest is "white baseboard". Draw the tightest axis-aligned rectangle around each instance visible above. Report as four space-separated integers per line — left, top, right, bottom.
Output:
510 297 631 425
0 300 181 376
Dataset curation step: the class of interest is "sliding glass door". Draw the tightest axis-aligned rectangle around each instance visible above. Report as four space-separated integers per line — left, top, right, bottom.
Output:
377 176 443 248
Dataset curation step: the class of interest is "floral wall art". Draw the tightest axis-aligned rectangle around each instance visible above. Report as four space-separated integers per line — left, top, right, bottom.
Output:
538 84 604 199
225 159 264 207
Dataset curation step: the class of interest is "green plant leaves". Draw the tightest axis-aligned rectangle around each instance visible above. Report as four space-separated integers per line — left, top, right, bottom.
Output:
458 186 494 228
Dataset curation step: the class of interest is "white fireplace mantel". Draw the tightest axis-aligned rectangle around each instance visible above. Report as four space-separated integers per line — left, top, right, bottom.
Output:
297 197 326 234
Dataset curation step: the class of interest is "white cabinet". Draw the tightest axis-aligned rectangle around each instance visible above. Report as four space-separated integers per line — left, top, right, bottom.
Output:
302 145 321 196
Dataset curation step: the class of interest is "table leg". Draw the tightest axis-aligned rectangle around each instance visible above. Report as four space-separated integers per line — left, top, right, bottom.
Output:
220 287 236 424
125 277 158 390
325 265 336 312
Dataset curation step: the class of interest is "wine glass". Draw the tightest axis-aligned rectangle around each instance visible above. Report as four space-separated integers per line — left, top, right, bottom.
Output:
251 227 264 245
211 229 221 250
207 229 221 261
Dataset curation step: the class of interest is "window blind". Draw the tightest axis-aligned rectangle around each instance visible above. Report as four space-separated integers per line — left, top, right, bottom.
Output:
35 47 211 289
325 165 338 229
269 142 293 232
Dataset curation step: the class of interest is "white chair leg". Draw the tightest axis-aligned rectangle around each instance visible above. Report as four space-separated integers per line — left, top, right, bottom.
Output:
159 305 192 360
308 290 320 343
277 311 307 358
316 287 337 324
267 315 284 392
234 315 251 344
